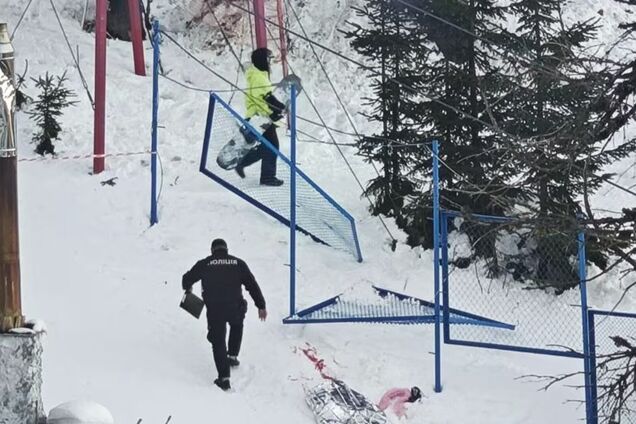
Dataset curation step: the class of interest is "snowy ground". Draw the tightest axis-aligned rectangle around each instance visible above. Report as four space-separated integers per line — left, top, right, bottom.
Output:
3 0 636 422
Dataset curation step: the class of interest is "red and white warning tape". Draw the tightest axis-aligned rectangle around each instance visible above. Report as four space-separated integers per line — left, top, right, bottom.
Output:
17 150 154 162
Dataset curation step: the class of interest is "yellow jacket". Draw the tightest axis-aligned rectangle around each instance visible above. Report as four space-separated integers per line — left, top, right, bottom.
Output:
245 65 273 119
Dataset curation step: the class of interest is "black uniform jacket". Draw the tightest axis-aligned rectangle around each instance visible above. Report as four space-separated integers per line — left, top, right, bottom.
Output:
182 251 266 311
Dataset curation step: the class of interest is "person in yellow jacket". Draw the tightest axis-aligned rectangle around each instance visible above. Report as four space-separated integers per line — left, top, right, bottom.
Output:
236 48 287 186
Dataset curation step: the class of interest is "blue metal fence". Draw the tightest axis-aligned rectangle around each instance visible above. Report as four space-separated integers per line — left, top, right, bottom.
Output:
147 23 622 421
429 142 600 422
200 92 363 262
440 209 588 358
588 309 636 424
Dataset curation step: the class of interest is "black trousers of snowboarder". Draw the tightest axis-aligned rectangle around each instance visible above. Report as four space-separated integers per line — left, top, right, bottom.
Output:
238 124 279 182
206 299 247 379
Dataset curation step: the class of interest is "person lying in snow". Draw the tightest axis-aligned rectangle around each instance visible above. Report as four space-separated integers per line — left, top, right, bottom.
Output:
377 386 422 417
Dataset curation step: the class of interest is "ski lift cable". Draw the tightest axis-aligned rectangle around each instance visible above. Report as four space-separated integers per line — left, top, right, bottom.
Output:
159 29 420 144
205 0 245 73
201 0 246 105
49 0 95 109
227 11 250 105
394 0 591 85
162 26 400 243
229 0 636 199
160 25 551 202
159 69 365 138
160 73 212 92
393 0 636 117
285 0 405 240
225 1 523 139
10 0 35 41
230 1 634 148
285 0 364 142
246 0 255 51
264 16 400 245
296 129 357 147
162 6 636 203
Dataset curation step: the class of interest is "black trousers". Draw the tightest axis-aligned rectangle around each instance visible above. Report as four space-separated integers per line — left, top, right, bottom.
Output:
206 300 246 379
239 124 279 181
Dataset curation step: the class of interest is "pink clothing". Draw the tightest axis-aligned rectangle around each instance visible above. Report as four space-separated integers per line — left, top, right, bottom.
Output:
378 388 412 417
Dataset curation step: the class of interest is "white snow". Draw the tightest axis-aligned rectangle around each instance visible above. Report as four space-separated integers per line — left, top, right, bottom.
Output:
1 0 635 423
9 319 48 334
48 400 114 424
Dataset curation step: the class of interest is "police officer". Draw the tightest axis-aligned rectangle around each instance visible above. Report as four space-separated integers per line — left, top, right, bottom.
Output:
182 238 267 391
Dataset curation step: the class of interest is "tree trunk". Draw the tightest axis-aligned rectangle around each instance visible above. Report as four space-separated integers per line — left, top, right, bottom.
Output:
390 8 402 214
107 0 146 41
468 0 479 150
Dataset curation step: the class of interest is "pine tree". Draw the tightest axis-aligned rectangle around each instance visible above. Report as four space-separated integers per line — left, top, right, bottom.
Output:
498 0 636 288
402 0 519 251
28 72 77 156
343 0 425 224
506 1 600 218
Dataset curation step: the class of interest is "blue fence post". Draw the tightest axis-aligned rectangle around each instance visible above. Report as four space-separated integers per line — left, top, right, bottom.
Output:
150 19 160 226
578 223 593 423
432 139 442 393
289 85 297 317
441 210 450 343
588 310 598 423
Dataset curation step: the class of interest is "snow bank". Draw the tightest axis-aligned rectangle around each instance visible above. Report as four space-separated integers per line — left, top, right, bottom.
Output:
48 400 114 424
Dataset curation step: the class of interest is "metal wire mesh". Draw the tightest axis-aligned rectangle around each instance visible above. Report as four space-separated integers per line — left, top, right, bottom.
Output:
201 94 361 261
442 211 585 356
302 295 435 322
590 311 636 424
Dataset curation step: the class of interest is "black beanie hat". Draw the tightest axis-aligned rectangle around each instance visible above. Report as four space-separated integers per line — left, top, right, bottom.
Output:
251 48 271 72
408 386 422 403
211 238 228 252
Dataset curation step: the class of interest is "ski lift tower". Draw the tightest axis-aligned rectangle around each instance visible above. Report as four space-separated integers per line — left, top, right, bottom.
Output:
93 0 146 174
252 0 288 78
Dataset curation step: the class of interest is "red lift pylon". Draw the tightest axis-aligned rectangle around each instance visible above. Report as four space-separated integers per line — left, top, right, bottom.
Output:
93 0 146 174
252 0 288 78
275 0 288 78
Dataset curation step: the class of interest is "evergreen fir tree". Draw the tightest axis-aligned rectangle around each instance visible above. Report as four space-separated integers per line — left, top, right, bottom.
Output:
501 0 636 287
28 72 77 156
506 0 600 218
343 0 426 224
403 0 519 251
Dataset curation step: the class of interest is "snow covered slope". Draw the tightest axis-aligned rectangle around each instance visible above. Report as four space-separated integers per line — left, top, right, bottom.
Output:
2 0 635 422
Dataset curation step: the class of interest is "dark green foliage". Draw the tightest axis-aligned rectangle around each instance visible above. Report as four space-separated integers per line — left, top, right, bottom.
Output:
501 0 636 274
505 0 601 217
27 72 77 156
346 0 636 294
343 0 425 223
408 0 520 248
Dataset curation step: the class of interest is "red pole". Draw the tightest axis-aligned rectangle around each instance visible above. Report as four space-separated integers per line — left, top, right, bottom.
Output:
93 0 107 174
253 0 267 49
276 0 288 77
127 0 145 76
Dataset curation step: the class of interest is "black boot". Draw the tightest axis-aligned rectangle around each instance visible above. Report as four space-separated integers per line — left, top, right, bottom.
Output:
227 355 240 368
214 377 231 391
235 165 246 179
260 177 284 186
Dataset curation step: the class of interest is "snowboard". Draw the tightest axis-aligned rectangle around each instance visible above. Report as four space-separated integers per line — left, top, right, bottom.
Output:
216 74 302 171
